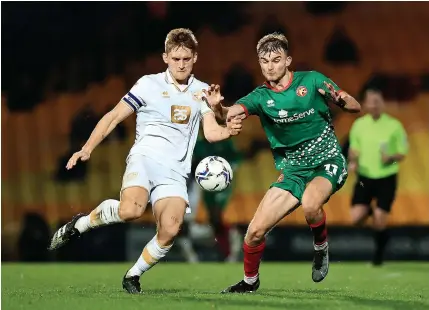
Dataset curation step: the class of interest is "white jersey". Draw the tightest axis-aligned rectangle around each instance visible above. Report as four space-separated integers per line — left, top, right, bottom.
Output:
121 69 213 177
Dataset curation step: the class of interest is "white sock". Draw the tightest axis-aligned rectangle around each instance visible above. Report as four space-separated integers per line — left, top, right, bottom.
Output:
127 235 173 277
74 199 123 233
244 274 259 285
314 241 328 251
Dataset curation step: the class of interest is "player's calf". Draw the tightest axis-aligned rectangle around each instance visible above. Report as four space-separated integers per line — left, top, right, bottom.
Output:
222 187 299 293
123 197 186 294
302 177 332 283
48 187 148 251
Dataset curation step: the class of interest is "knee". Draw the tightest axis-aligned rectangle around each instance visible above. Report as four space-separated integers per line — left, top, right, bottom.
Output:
373 213 388 230
301 192 322 218
245 223 267 247
119 199 145 221
158 217 183 243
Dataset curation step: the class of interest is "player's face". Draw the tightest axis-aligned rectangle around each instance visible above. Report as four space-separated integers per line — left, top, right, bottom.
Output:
163 46 197 84
364 91 384 118
258 50 292 82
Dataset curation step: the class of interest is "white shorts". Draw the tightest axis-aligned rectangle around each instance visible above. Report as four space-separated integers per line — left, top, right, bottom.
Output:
121 154 189 208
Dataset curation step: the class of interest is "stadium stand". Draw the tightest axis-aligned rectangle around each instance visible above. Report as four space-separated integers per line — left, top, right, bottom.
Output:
2 2 429 247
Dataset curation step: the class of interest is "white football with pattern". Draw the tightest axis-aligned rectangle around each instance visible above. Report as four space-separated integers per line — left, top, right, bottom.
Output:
195 156 233 192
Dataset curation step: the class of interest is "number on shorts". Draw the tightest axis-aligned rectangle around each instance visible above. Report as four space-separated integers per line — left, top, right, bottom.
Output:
324 164 338 175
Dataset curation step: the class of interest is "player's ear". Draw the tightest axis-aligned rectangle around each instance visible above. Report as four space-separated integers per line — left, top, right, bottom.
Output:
162 52 169 64
286 55 292 66
193 52 198 64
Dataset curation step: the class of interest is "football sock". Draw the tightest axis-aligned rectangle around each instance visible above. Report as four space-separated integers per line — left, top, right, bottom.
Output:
307 210 328 248
127 235 172 277
74 199 123 233
215 224 231 258
373 229 389 264
243 239 266 285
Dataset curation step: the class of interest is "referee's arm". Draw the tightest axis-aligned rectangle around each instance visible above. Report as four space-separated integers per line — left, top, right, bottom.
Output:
381 123 408 165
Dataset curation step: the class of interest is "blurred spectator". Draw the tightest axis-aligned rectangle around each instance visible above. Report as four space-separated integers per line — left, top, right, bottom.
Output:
324 26 359 65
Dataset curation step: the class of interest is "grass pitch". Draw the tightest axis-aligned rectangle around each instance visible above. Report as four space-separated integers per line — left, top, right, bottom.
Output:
2 262 429 310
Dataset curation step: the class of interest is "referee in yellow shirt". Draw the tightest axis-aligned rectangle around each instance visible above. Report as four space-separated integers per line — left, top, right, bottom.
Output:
348 88 408 266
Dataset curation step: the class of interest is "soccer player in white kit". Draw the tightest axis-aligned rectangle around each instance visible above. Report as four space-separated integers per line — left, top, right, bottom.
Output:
47 28 241 294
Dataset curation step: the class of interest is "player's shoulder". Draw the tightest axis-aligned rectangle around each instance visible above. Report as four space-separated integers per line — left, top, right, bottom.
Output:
351 114 370 127
192 76 209 90
252 84 270 94
241 85 268 100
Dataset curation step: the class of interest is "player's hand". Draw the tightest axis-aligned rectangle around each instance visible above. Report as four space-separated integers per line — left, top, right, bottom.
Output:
318 81 348 102
66 149 91 170
203 84 224 110
227 117 242 136
381 152 392 165
226 108 246 122
348 161 358 173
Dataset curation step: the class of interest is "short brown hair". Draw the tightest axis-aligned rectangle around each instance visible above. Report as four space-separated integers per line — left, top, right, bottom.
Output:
256 32 289 56
165 28 198 53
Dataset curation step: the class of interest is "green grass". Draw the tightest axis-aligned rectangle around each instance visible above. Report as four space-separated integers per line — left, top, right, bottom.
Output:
2 262 429 310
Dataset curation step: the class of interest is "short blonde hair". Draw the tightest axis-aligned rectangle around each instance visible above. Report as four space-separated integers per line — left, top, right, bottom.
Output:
165 28 198 53
256 32 289 55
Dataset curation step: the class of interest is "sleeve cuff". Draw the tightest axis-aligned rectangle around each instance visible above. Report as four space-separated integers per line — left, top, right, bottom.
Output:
239 103 249 117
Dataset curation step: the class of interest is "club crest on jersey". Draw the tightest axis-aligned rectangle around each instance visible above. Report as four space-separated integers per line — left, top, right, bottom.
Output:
266 99 275 107
192 90 204 102
162 91 170 98
296 86 308 97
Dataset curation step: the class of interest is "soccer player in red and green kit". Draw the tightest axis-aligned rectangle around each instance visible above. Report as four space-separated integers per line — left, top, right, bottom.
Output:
203 33 361 293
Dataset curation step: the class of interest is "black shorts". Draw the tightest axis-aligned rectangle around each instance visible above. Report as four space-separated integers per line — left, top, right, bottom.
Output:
351 174 397 212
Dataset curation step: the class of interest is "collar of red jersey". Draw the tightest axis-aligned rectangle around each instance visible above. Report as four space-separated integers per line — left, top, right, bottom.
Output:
165 69 195 90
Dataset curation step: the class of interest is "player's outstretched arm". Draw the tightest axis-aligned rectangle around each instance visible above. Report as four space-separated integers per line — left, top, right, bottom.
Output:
226 104 247 121
66 101 133 170
202 112 242 143
318 82 361 113
203 84 229 123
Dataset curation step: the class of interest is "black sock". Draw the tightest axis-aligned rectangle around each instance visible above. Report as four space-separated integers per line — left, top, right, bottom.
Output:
373 229 389 265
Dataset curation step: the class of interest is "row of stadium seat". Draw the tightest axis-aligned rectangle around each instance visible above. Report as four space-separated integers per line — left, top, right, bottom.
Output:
2 2 429 236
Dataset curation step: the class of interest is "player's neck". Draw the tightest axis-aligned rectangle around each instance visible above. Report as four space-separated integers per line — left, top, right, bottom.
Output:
168 69 190 85
269 70 292 90
370 113 383 120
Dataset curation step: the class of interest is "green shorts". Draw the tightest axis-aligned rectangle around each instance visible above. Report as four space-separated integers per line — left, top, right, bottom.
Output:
202 185 233 210
271 154 348 202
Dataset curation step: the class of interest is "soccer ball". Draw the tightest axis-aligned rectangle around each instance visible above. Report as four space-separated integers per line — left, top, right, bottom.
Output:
195 156 233 192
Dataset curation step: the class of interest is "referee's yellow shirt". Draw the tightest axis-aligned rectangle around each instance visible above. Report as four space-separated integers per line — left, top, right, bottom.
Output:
349 113 408 179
